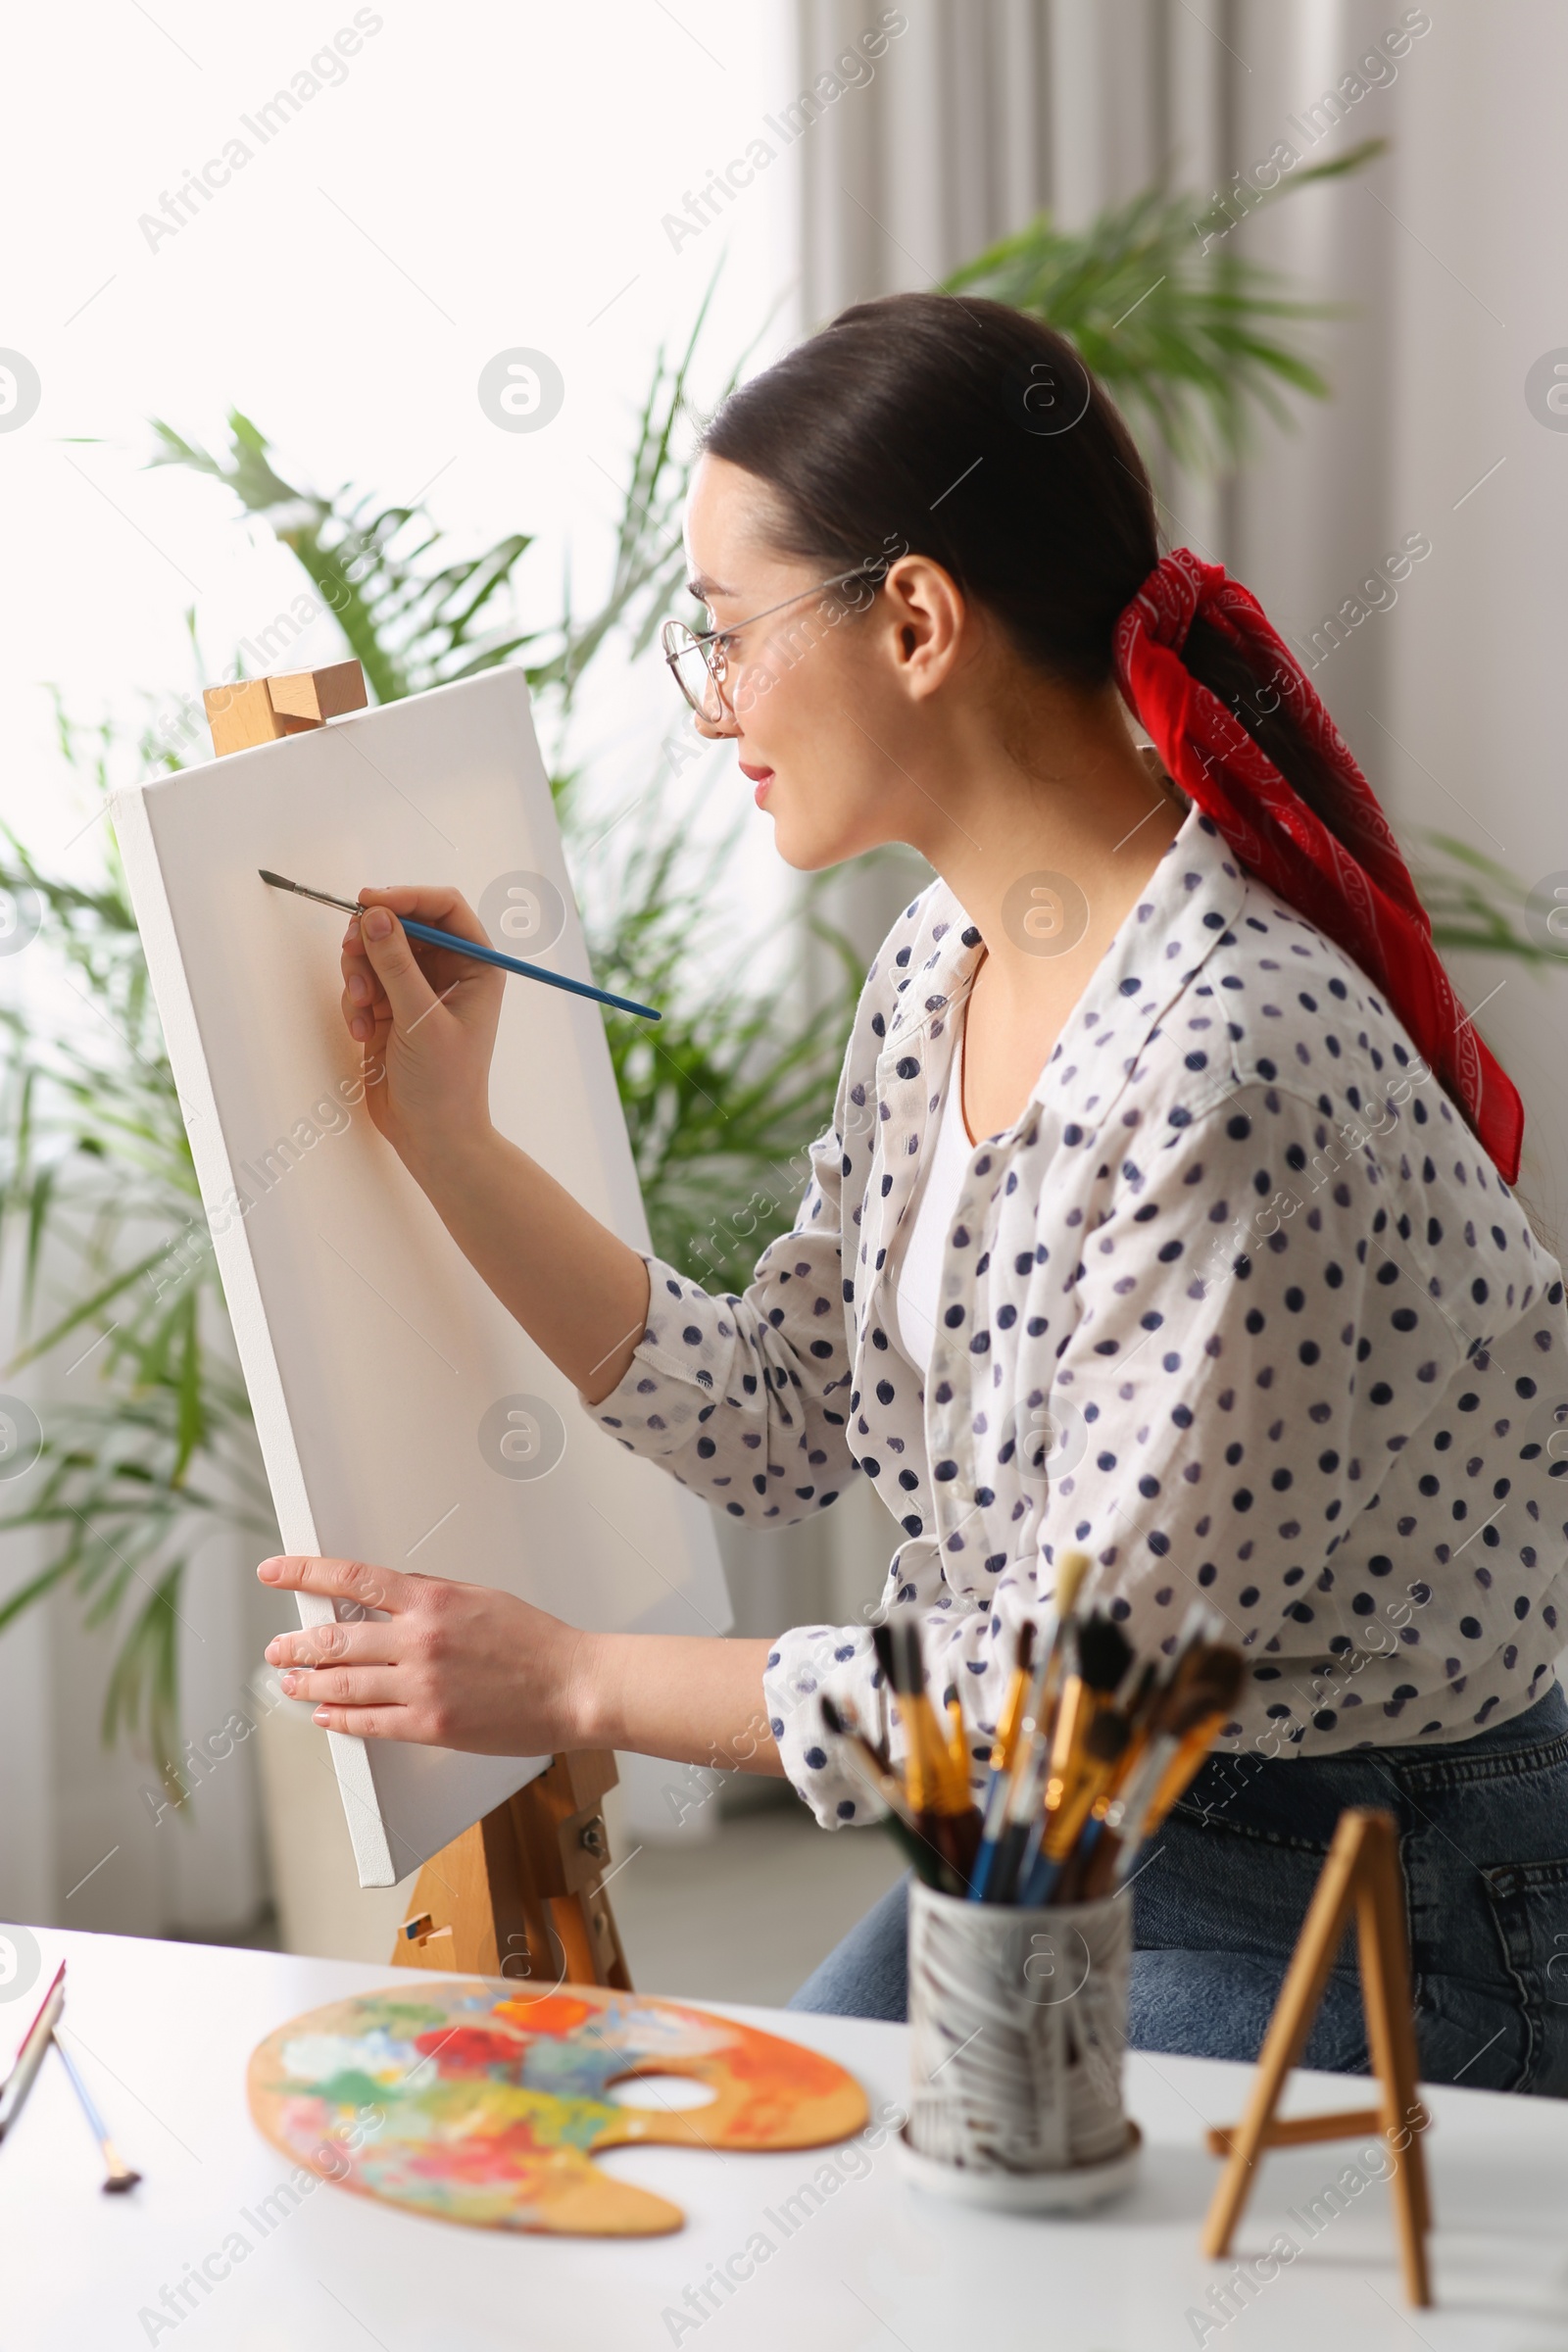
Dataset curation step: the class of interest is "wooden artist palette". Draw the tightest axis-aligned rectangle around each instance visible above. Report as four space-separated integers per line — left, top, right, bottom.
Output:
247 1979 868 2235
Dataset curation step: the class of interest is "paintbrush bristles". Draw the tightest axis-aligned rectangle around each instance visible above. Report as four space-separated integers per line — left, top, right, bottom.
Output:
1077 1613 1135 1695
1054 1549 1093 1622
989 1617 1038 1776
833 1579 1247 1907
1164 1648 1245 1740
258 869 366 915
892 1617 924 1693
820 1697 919 1829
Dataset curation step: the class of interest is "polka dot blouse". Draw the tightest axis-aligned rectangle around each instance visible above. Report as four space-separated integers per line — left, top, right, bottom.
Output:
586 806 1568 1830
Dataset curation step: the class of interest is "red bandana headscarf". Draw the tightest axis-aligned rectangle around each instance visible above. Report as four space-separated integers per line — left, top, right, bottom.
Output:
1113 549 1523 1184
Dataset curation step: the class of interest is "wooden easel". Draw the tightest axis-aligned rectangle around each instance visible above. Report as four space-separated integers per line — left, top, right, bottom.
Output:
1202 1807 1431 2305
390 1750 631 1989
204 662 634 1996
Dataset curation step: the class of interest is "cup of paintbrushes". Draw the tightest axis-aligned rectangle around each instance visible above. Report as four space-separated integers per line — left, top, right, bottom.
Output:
898 1875 1140 2210
826 1594 1242 2207
895 1606 1143 2207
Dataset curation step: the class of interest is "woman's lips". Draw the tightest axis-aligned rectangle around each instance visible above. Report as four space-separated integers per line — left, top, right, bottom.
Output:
739 759 774 805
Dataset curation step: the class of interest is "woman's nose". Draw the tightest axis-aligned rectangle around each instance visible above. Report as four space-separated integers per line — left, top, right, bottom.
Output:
693 702 739 742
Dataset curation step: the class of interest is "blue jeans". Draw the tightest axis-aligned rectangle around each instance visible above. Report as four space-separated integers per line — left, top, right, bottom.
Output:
787 1683 1568 2095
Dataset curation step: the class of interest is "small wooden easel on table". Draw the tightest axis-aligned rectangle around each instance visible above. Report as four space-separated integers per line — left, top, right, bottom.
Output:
1201 1807 1431 2305
204 662 633 1997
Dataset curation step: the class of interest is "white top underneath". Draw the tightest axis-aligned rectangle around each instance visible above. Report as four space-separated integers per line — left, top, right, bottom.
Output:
894 1011 976 1372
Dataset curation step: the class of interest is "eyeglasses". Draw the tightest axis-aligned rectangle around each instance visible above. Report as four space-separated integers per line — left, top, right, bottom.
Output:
661 564 883 722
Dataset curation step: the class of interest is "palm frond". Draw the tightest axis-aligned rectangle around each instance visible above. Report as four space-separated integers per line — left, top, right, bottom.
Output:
944 145 1387 468
1413 833 1562 968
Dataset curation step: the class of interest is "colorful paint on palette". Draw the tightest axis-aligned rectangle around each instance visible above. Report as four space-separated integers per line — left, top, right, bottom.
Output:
246 1980 869 2235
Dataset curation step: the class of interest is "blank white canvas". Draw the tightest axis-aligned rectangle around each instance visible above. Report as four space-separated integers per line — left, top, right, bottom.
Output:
111 668 731 1887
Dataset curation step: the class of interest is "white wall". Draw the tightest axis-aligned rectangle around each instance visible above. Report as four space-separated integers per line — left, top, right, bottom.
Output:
1218 0 1568 1235
1383 4 1568 1241
0 2 800 854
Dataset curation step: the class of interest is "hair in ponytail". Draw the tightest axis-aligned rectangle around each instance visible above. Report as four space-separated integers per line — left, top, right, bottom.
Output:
703 291 1348 841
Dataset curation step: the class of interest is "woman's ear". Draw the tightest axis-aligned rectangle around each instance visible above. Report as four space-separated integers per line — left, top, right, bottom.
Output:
879 556 969 699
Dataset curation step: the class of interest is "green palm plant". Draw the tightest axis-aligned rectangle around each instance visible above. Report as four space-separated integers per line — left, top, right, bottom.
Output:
943 143 1387 467
593 813 863 1285
1409 838 1556 965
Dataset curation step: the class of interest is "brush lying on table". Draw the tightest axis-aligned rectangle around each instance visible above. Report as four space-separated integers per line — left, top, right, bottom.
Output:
820 1551 1245 1907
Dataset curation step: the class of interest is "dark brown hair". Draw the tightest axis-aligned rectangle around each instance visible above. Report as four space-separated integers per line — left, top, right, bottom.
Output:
703 291 1345 827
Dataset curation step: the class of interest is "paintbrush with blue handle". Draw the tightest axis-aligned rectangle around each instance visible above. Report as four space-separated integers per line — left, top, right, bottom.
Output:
259 871 662 1023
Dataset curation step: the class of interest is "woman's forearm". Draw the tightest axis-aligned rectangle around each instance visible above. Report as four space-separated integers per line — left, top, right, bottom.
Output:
573 1631 787 1778
410 1125 651 1404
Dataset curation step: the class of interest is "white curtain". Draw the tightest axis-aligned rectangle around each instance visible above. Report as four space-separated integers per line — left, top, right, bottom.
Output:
790 0 1568 1222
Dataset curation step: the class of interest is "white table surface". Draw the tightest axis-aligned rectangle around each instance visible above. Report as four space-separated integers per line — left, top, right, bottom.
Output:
2 1929 1566 2351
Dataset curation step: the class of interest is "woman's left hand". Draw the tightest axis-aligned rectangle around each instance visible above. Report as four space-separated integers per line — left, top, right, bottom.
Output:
258 1553 588 1753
